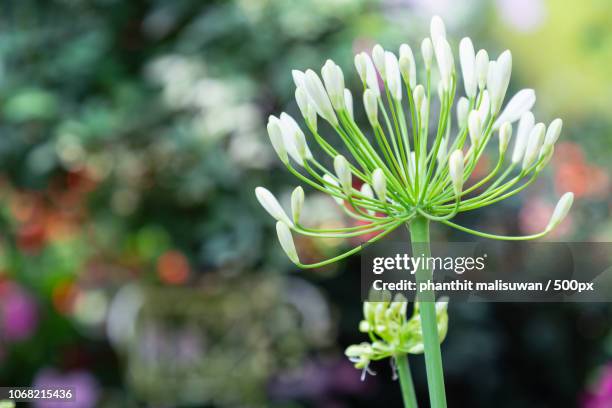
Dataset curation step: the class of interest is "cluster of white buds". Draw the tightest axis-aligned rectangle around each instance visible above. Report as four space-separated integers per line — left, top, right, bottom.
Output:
345 291 448 378
256 15 574 268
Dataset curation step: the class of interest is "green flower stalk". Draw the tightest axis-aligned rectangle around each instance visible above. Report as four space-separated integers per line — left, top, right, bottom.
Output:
256 15 573 408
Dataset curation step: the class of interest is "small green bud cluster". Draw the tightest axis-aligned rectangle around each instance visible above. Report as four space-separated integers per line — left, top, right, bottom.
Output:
345 291 448 379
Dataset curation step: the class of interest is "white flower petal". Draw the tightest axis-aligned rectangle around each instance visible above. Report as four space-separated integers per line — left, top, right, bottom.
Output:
280 112 310 163
494 89 536 129
334 155 352 193
291 186 304 224
372 44 386 79
498 122 512 154
430 15 447 44
544 118 563 146
421 38 433 70
321 59 345 110
468 110 483 146
363 88 379 125
344 88 354 120
459 37 477 98
399 44 417 88
371 168 387 201
512 111 535 164
323 174 344 205
385 51 402 101
547 192 574 230
304 69 338 126
276 221 299 264
291 69 306 89
456 97 469 128
475 49 489 91
256 187 292 226
488 50 512 113
449 150 464 195
522 122 545 169
266 116 288 164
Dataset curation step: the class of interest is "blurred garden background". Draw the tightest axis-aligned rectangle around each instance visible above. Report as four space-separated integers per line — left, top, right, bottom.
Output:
0 0 611 406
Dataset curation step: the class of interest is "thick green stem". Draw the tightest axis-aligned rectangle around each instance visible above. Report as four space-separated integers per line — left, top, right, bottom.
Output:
396 354 419 408
408 216 447 408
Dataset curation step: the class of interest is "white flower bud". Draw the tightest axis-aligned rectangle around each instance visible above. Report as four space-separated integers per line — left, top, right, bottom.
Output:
512 111 535 164
459 37 477 98
434 37 454 91
419 99 428 127
437 80 445 102
449 150 464 195
385 51 402 101
256 187 292 226
487 60 496 89
321 59 345 111
354 53 368 84
408 151 416 182
293 129 308 160
499 122 512 154
360 182 374 199
295 86 309 117
437 136 448 165
477 90 490 122
399 44 417 88
487 50 512 113
536 145 554 173
421 38 433 70
323 174 343 204
291 69 306 89
276 221 299 264
493 89 536 129
468 110 483 147
522 122 545 170
358 52 381 97
307 105 317 131
546 192 574 231
363 88 379 126
280 112 311 163
345 343 373 359
295 87 317 129
475 49 489 91
344 88 354 120
363 302 375 323
360 183 375 215
304 69 338 126
544 118 563 146
390 293 408 315
371 168 387 201
291 186 304 224
456 97 469 128
266 117 288 164
372 44 386 78
413 85 425 113
358 320 370 332
334 155 352 193
430 15 447 44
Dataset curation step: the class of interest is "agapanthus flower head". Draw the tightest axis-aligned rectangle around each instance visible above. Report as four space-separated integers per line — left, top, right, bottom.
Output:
256 15 573 268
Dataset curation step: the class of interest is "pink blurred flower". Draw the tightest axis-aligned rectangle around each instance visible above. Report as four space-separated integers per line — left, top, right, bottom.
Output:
554 142 610 199
583 364 612 408
33 369 99 408
496 0 547 33
1 284 39 341
350 219 384 244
